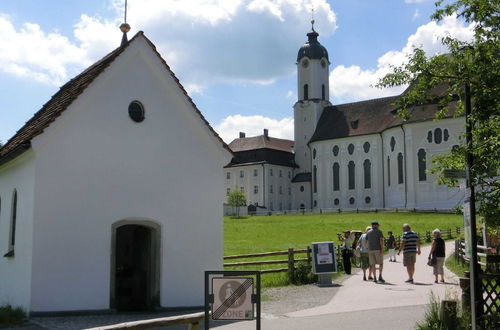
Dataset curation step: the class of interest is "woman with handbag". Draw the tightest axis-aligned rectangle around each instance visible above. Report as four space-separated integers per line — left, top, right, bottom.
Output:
428 228 446 283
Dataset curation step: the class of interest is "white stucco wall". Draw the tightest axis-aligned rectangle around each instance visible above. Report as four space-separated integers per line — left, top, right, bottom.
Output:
0 151 35 312
27 35 231 312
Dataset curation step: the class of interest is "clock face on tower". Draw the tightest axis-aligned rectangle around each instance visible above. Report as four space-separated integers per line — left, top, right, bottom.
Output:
301 59 309 68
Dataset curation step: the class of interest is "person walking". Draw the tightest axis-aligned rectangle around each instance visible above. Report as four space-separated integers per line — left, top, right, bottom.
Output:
340 230 354 275
386 231 397 262
398 223 421 283
428 228 446 283
357 226 372 281
366 221 385 283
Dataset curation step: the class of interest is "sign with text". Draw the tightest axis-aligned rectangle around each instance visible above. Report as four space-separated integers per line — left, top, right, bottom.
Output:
211 277 254 320
311 241 337 274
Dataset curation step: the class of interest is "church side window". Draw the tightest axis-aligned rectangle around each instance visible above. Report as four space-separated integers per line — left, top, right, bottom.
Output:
9 190 17 252
333 163 340 191
418 149 427 181
348 161 355 190
226 172 230 179
254 186 258 194
270 168 273 176
254 169 258 176
226 188 230 196
434 128 442 144
321 84 325 100
240 170 244 178
397 153 404 184
304 84 309 100
363 142 370 153
444 129 450 141
363 159 371 189
387 156 391 186
390 137 396 152
427 131 433 143
348 144 354 155
333 145 339 156
313 149 316 159
313 166 318 193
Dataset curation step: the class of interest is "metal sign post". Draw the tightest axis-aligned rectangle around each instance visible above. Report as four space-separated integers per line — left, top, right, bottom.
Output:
311 241 337 287
205 270 261 330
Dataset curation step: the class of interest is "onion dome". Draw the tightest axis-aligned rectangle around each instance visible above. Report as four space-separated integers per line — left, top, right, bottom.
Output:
297 22 329 62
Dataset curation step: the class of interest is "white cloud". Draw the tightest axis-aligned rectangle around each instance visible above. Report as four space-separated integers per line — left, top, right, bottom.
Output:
215 114 294 143
412 9 421 20
329 15 474 103
0 0 337 90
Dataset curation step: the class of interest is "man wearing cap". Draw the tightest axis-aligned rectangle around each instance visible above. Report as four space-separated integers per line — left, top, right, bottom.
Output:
365 221 385 283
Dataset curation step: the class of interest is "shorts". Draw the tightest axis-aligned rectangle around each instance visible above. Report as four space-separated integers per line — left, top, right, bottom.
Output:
368 250 383 266
433 257 445 275
360 252 370 270
403 252 417 266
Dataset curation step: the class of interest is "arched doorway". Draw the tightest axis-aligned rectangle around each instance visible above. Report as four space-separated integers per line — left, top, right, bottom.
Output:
110 221 160 311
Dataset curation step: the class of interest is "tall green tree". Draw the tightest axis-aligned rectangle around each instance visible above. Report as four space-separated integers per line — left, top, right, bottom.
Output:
227 188 247 218
377 0 500 227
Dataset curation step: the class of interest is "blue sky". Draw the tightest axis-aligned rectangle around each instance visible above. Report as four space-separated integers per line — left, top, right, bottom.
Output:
0 0 473 144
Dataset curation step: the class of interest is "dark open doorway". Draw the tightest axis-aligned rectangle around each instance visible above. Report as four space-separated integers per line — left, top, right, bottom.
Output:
114 224 152 311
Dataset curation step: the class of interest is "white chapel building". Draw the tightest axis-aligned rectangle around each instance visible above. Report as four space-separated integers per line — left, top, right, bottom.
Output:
0 31 232 314
225 25 465 212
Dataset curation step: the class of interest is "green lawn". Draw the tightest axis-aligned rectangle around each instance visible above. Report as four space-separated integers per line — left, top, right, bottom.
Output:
445 253 469 278
224 211 462 255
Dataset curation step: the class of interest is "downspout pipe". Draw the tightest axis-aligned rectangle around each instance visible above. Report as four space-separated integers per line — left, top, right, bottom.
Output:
379 132 386 208
261 163 266 208
401 125 408 209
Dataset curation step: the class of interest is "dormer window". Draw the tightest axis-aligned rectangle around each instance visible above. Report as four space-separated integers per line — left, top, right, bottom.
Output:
350 120 359 129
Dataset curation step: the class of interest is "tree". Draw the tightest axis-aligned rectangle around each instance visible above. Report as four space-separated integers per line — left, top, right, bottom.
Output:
377 0 500 227
227 188 247 218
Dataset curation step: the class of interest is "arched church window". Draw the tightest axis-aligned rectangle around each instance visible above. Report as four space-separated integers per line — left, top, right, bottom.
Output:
363 159 371 189
349 197 355 205
418 149 427 181
363 142 370 153
434 128 442 144
300 186 304 192
427 131 433 143
348 161 355 190
321 84 325 100
313 165 318 193
365 196 371 204
332 145 339 156
333 163 340 191
348 144 355 155
397 153 404 184
313 148 316 159
444 129 450 141
390 137 396 152
304 84 309 100
387 156 391 186
334 198 340 206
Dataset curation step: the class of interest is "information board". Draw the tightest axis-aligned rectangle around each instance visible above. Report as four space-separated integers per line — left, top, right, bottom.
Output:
463 198 472 259
311 241 337 274
211 277 254 320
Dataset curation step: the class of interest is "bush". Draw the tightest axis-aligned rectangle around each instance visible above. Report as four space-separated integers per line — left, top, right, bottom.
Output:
292 262 317 285
0 305 26 326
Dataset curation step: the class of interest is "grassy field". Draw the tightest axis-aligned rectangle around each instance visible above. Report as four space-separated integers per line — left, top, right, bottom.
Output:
223 211 462 287
445 253 469 277
224 211 462 255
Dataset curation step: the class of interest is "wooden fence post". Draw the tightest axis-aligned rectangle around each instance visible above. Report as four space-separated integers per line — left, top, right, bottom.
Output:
288 248 295 283
441 300 457 330
306 246 311 264
459 271 471 313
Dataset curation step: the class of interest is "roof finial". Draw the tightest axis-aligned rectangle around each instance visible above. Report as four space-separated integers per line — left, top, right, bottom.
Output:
310 3 315 31
119 0 131 46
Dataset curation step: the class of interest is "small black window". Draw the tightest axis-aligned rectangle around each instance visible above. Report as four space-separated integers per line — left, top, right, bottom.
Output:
349 197 355 205
348 144 355 155
304 84 309 100
254 186 258 194
348 161 355 190
427 131 433 143
364 159 371 189
365 196 371 204
363 142 370 153
128 101 145 122
418 149 427 181
314 200 317 207
313 148 316 159
300 186 304 192
270 168 273 176
333 145 339 156
313 165 318 193
321 84 325 100
334 198 340 206
240 170 244 178
397 153 404 184
226 172 230 179
444 129 450 141
10 190 17 249
254 169 258 176
434 128 442 144
333 163 340 191
390 137 396 152
387 156 391 186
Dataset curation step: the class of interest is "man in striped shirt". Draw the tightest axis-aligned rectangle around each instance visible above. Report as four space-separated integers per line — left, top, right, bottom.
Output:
398 223 421 283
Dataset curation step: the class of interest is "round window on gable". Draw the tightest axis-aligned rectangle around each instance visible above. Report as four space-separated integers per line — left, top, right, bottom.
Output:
333 145 339 156
348 143 355 155
128 101 145 123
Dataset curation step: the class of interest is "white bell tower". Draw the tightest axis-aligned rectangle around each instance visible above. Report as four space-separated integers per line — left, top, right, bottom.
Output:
293 21 331 174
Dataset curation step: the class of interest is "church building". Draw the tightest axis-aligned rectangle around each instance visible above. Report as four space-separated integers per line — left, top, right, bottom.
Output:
225 24 464 212
0 30 232 314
